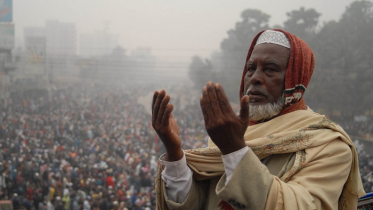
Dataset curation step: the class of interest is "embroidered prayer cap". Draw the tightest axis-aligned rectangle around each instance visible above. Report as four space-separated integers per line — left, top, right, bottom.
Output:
255 30 291 49
239 29 315 115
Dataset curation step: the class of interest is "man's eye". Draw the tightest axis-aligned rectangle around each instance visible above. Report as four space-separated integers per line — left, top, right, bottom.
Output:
247 67 255 72
264 68 275 72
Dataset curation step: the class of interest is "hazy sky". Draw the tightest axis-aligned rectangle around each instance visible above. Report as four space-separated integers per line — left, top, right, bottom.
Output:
14 0 355 60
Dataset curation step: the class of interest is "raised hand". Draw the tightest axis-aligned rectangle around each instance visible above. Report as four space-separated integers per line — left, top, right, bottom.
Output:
152 89 183 161
200 82 250 155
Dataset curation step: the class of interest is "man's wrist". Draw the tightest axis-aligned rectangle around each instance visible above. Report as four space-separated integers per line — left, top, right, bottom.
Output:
219 141 247 155
166 148 184 161
160 151 188 178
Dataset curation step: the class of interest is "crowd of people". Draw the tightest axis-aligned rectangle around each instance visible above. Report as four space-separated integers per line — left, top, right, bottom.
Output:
338 119 373 140
355 140 373 194
0 83 371 209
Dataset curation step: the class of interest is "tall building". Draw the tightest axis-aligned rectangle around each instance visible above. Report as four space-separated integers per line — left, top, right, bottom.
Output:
24 27 45 37
22 27 46 76
22 20 77 82
45 20 77 57
79 27 118 58
0 0 15 100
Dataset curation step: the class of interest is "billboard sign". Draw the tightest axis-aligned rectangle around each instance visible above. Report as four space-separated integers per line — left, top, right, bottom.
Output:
0 0 12 22
25 36 46 63
25 36 46 75
0 23 14 49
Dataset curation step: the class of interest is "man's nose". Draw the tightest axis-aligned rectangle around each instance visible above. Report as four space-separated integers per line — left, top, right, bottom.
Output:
250 69 264 85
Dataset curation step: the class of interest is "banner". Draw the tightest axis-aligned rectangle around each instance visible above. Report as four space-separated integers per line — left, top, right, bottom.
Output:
25 36 46 75
0 0 12 22
25 36 46 63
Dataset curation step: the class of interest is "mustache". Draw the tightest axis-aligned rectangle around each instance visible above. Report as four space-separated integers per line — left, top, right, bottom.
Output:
245 85 270 97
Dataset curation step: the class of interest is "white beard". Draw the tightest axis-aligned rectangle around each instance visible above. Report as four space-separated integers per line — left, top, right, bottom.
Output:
249 92 285 122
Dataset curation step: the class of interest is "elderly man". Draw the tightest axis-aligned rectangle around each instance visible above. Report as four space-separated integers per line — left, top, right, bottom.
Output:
152 29 365 210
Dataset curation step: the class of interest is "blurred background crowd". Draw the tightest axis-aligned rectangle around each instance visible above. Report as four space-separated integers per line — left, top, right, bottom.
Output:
0 84 208 210
0 84 371 210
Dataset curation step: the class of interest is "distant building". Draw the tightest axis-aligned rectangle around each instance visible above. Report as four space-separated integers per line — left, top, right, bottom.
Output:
127 47 157 83
0 0 15 100
79 28 118 58
24 20 77 56
0 23 15 99
22 27 47 76
24 27 45 38
45 20 77 57
14 20 78 93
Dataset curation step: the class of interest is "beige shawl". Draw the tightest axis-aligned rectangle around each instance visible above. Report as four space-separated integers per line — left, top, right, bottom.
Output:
155 109 365 209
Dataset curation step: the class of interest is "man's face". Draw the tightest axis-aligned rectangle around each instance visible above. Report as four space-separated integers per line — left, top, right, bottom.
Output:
243 43 289 106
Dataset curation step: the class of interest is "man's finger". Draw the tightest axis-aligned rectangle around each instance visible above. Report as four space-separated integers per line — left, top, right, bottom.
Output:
161 104 174 128
200 96 209 124
201 86 214 121
156 94 170 127
214 83 234 115
152 90 166 124
206 82 222 117
239 95 250 124
152 91 159 115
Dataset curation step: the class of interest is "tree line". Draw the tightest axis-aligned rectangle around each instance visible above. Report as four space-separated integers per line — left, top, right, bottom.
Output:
188 0 373 118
